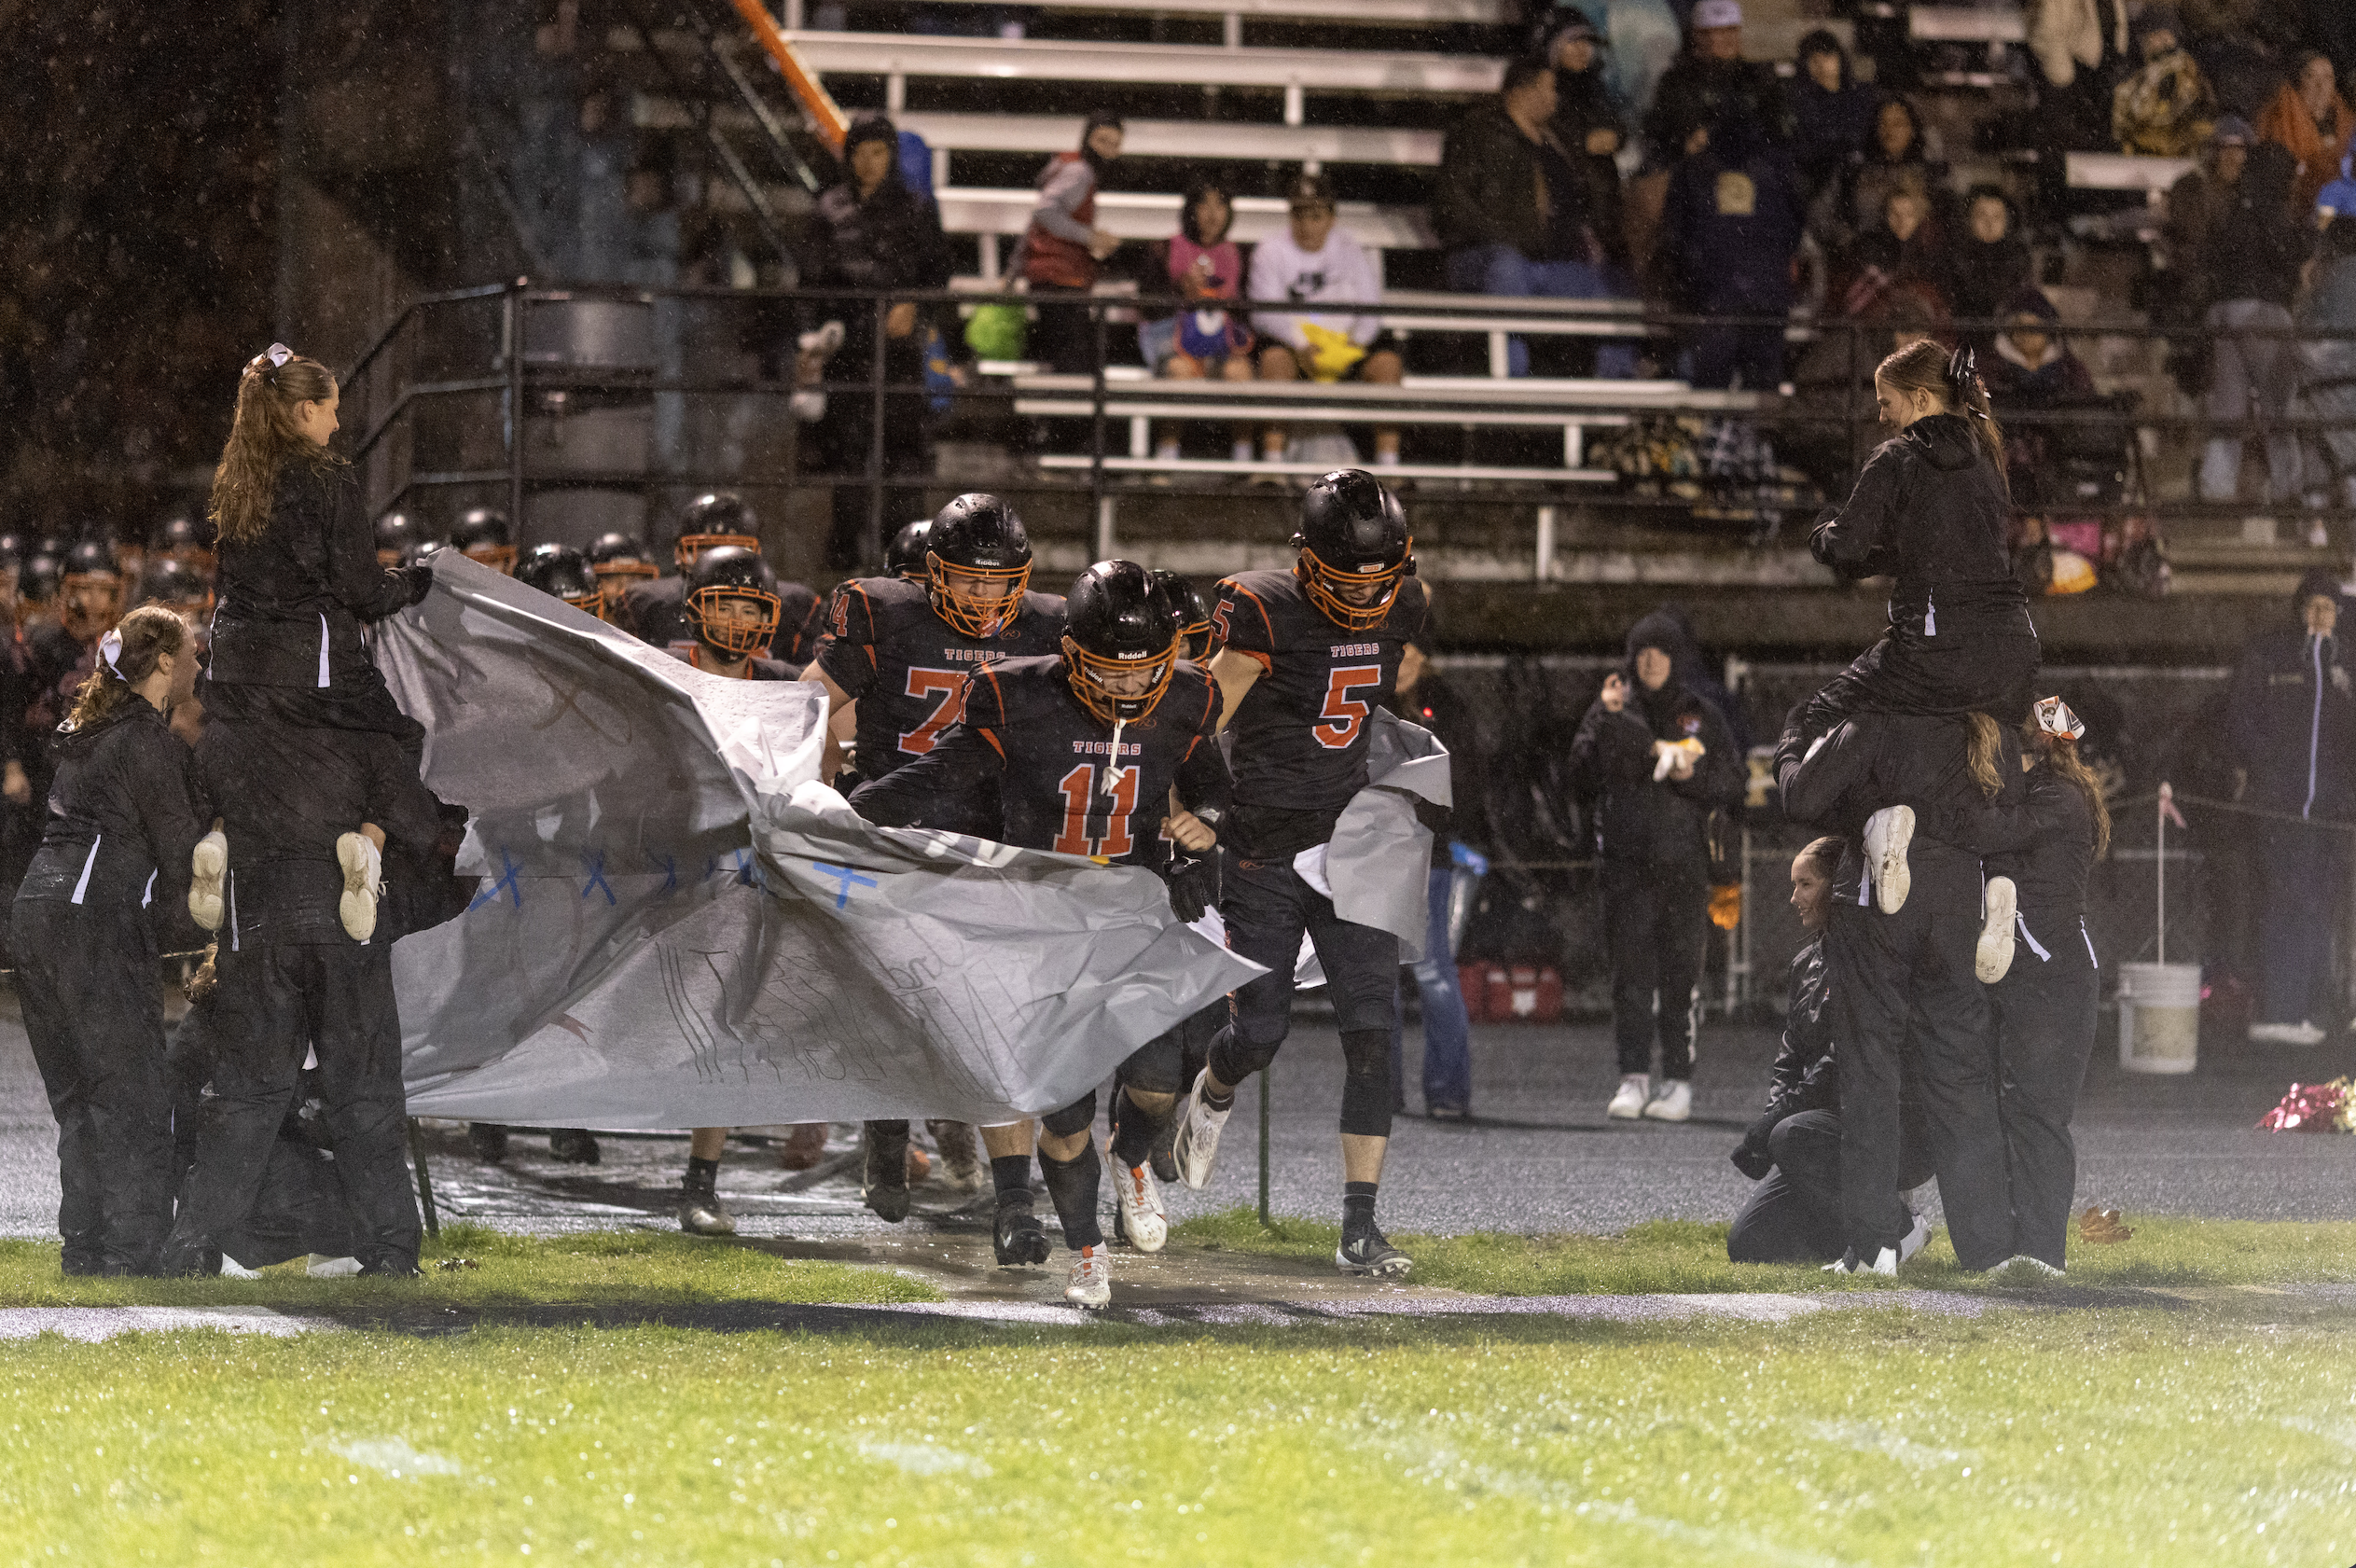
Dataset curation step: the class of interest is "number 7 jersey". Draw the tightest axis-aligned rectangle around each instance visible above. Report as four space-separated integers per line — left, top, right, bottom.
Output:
1211 567 1431 850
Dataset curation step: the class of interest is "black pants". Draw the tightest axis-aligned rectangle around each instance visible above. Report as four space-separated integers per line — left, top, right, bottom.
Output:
811 334 929 571
161 941 421 1274
12 900 173 1274
1800 625 2042 735
1992 920 2099 1269
1206 853 1399 1132
1603 860 1709 1079
1029 284 1103 377
2258 819 2346 1026
1825 877 2012 1269
1727 1106 1936 1264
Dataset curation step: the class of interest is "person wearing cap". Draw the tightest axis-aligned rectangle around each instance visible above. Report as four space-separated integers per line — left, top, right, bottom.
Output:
2225 571 2356 1047
1017 111 1126 377
1641 0 1789 171
1927 695 2110 1275
2111 7 2215 157
1435 60 1636 379
1569 607 1744 1126
1248 173 1404 466
798 115 954 571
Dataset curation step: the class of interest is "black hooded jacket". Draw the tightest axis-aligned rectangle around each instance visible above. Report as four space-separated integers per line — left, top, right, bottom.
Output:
2225 570 2356 820
18 697 206 923
1774 705 2024 901
1933 760 2098 937
1809 411 2027 641
2209 141 2310 311
1569 617 1745 868
211 464 418 689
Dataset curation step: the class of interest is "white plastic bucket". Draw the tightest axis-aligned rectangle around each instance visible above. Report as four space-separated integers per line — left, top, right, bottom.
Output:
2116 961 2200 1075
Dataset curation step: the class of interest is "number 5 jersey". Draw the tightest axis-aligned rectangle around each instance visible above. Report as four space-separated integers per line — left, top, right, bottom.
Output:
1210 568 1431 861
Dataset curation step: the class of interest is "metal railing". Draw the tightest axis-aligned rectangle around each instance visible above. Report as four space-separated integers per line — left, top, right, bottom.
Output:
340 279 2356 573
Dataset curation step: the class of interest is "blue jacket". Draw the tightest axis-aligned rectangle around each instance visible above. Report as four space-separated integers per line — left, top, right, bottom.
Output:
2227 575 2356 820
1660 127 1807 314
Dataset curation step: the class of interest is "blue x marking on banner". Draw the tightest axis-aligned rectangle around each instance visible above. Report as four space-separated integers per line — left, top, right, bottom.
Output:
811 862 880 909
580 849 617 906
468 849 524 912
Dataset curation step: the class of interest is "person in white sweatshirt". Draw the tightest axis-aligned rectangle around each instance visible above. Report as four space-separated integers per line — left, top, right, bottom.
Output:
1249 173 1403 466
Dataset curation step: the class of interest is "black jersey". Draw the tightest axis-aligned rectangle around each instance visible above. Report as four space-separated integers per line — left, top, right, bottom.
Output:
619 576 823 664
664 644 800 681
1210 568 1431 858
813 576 1068 784
850 655 1227 867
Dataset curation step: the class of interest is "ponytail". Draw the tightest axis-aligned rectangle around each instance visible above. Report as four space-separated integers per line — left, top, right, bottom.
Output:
1963 711 2005 799
208 344 343 548
63 604 187 732
1875 339 2009 498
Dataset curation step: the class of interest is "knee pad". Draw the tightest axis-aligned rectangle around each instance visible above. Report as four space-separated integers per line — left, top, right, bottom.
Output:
1338 1029 1394 1139
1207 1024 1279 1086
1040 1089 1097 1140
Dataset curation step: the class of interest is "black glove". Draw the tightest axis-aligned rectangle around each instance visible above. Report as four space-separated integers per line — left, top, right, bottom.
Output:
1163 853 1211 923
1729 1112 1778 1181
399 562 436 607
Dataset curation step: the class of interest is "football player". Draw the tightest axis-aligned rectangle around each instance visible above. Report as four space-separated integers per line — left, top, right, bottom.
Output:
852 561 1227 1307
1170 470 1430 1278
516 543 609 621
587 531 660 599
616 493 826 663
451 507 516 574
883 519 931 581
373 512 424 569
801 493 1066 1244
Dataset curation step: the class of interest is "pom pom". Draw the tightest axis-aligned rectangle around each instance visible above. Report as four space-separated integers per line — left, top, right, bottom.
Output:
2255 1078 2355 1133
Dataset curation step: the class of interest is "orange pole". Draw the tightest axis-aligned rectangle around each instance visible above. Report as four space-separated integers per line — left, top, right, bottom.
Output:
726 0 850 151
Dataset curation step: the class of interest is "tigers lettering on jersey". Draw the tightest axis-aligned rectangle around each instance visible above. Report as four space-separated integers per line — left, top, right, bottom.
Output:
1211 568 1430 817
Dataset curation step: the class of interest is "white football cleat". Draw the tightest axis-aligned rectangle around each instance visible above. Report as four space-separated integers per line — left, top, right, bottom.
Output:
1111 1157 1168 1253
1642 1078 1693 1122
1864 805 1914 914
305 1255 363 1278
1065 1245 1111 1309
1606 1074 1649 1120
189 830 228 932
1171 1068 1231 1190
1823 1246 1898 1277
1976 876 2018 983
1988 1254 2064 1283
1897 1212 1933 1265
219 1256 262 1279
337 832 382 943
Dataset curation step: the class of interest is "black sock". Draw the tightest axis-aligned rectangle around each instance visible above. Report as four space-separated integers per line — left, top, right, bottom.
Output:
991 1155 1033 1205
1110 1090 1171 1169
1342 1181 1379 1233
685 1156 720 1194
1037 1145 1106 1250
1201 1079 1235 1113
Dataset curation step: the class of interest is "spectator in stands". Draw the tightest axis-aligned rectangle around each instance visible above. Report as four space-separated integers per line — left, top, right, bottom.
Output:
798 116 955 571
1642 0 1790 167
2027 0 2129 151
1546 15 1635 280
2199 140 2311 506
2112 8 2218 156
1833 175 1956 326
1657 110 1808 390
2258 51 2356 215
1437 60 1635 378
1810 95 1950 257
2296 215 2356 509
1791 29 1878 203
1018 111 1126 376
1951 185 2035 336
1250 172 1404 467
1983 286 2101 509
1143 177 1256 465
2160 114 2252 395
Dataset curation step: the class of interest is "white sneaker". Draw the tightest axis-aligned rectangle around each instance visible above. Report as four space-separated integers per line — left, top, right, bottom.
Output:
1641 1079 1693 1122
1606 1074 1649 1119
219 1256 262 1279
2250 1020 2328 1046
1988 1254 2064 1283
1975 876 2018 984
1864 805 1914 914
1111 1157 1168 1253
306 1255 363 1278
1065 1244 1111 1309
337 832 382 943
189 830 228 932
1897 1212 1933 1264
1171 1068 1231 1190
1823 1245 1898 1276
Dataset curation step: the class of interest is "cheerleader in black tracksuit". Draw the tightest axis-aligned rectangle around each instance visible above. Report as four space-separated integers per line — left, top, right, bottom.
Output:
11 607 205 1274
1930 696 2108 1273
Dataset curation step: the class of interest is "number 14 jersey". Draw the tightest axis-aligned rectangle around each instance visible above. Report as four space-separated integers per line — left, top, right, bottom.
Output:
1210 568 1431 859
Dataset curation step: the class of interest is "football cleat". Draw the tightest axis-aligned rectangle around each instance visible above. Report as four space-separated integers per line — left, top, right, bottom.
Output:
1111 1158 1168 1253
189 830 228 932
1065 1245 1112 1309
993 1202 1051 1266
1171 1068 1231 1190
679 1193 736 1237
1336 1225 1413 1278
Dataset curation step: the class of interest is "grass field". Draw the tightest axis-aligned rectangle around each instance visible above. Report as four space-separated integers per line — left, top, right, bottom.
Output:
5 1218 2356 1565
